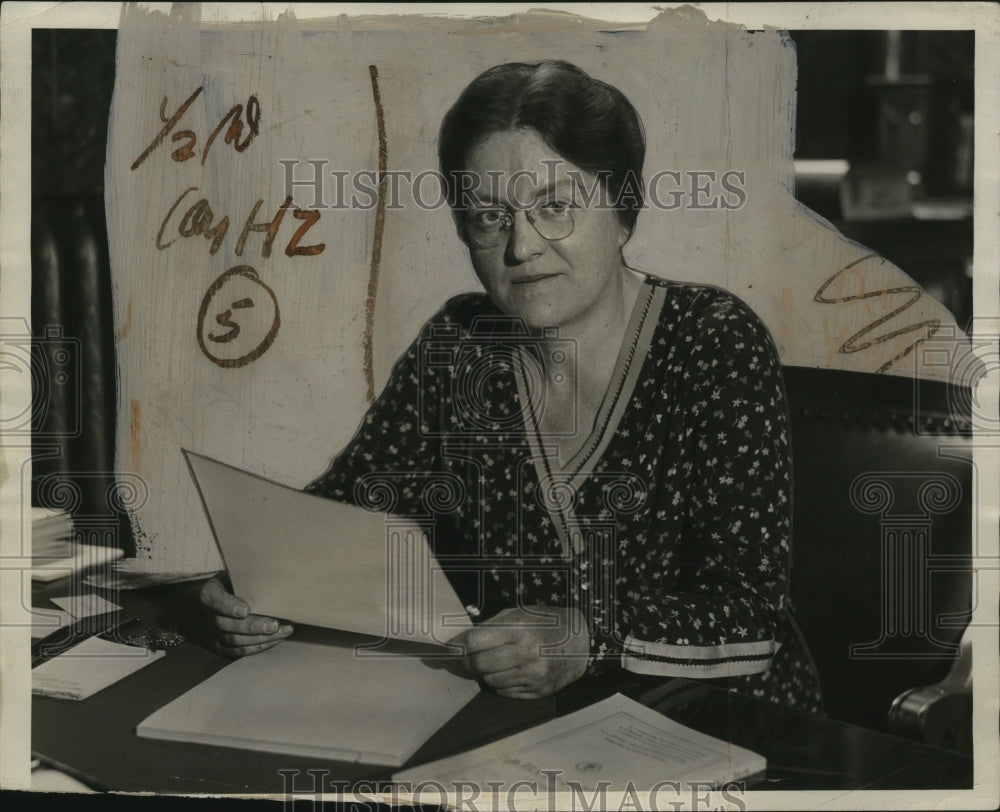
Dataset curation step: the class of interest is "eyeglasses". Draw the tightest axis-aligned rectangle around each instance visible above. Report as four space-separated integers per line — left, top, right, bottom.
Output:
463 198 576 249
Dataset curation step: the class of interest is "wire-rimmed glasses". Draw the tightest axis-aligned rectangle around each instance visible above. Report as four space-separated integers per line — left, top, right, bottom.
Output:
463 198 576 249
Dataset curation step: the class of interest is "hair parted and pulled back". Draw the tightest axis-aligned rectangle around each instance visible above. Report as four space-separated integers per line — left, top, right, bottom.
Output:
438 60 646 234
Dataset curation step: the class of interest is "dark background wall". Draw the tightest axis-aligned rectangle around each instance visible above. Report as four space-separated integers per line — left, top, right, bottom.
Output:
791 30 973 326
793 30 974 178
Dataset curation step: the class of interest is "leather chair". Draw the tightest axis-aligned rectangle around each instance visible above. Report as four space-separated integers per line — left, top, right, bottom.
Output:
783 364 973 750
888 630 973 752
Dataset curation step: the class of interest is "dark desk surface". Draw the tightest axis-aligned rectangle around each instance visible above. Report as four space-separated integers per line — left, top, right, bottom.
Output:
30 580 973 795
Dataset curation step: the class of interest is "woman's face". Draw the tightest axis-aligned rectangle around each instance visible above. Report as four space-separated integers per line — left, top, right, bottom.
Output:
459 129 630 331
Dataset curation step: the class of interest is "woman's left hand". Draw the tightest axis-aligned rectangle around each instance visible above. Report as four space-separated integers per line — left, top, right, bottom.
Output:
451 606 590 699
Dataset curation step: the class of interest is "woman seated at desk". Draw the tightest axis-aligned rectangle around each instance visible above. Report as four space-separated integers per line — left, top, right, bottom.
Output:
202 60 823 713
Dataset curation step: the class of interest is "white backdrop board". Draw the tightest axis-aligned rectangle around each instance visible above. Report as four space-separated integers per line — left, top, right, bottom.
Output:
104 6 970 574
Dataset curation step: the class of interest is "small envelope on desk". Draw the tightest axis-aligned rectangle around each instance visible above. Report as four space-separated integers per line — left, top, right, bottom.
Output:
50 593 121 619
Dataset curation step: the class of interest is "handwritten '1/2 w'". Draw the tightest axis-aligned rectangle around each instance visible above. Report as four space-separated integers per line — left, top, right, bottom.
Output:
129 86 326 260
130 87 260 171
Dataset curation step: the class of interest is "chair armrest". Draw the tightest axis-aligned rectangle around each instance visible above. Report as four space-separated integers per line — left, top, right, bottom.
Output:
887 636 972 753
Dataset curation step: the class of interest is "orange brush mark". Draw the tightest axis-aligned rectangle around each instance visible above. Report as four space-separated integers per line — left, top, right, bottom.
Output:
114 296 133 345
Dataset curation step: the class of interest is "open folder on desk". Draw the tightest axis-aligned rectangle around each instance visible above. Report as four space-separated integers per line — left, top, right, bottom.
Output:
135 452 479 766
138 627 480 766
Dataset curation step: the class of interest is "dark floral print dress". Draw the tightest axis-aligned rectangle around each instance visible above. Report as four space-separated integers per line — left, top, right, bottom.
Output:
307 274 824 713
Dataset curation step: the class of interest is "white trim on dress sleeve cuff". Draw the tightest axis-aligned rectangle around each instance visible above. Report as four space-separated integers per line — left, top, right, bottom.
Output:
622 634 779 678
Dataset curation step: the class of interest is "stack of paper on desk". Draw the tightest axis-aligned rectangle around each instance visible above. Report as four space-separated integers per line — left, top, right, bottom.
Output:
32 506 73 541
31 506 124 583
138 629 480 766
31 544 124 583
136 452 480 765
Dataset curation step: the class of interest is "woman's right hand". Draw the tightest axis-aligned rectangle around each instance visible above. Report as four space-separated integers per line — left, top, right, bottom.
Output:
199 576 294 658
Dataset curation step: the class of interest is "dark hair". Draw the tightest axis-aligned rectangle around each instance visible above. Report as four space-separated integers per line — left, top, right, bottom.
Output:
438 60 646 233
